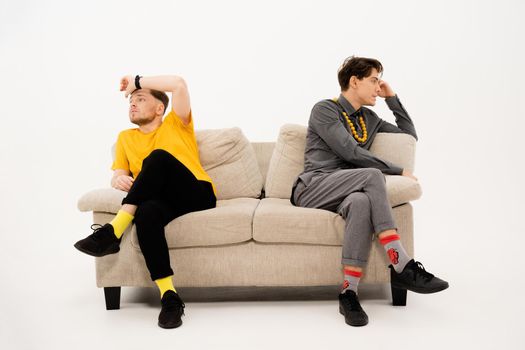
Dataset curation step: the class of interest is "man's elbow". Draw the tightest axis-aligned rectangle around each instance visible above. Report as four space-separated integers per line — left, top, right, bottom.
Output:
169 76 187 91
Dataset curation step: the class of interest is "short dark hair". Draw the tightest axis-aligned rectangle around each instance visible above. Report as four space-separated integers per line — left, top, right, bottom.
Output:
149 89 169 115
338 56 383 91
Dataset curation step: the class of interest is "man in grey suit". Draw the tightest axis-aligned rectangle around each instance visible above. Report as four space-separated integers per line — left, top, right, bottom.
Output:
291 56 448 327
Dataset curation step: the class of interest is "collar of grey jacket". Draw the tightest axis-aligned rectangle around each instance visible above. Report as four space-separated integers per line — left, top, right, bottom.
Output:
337 93 362 117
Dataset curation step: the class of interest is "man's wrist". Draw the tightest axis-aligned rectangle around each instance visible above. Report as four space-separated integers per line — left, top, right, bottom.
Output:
134 75 142 90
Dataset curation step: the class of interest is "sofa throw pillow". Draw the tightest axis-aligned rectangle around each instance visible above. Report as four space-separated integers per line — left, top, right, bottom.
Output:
264 124 307 198
196 127 263 200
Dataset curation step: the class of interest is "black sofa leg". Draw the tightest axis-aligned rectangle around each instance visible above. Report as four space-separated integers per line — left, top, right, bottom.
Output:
391 284 407 306
104 287 121 310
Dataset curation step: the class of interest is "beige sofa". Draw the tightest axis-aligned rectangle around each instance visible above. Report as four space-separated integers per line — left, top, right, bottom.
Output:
78 124 421 309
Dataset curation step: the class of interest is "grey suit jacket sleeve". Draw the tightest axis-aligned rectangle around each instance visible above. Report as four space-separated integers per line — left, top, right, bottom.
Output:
378 95 418 140
310 102 404 175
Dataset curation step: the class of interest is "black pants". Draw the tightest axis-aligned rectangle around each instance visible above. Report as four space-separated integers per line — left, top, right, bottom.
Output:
122 149 216 281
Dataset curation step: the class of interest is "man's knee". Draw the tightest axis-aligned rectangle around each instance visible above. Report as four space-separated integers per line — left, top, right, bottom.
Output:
338 192 370 218
363 168 385 184
143 149 172 165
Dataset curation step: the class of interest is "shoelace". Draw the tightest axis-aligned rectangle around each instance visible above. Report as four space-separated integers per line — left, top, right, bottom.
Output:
90 224 106 241
341 292 363 311
412 261 435 282
163 296 186 315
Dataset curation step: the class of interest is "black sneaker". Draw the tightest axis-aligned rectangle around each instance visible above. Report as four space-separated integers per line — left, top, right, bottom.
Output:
390 259 449 294
338 290 369 327
158 290 185 329
74 224 121 257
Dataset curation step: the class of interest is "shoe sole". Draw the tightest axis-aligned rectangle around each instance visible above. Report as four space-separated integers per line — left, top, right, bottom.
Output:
339 306 368 327
73 243 120 257
158 320 183 329
391 282 449 294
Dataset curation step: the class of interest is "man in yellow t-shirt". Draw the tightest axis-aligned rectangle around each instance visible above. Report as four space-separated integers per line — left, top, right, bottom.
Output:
74 74 216 329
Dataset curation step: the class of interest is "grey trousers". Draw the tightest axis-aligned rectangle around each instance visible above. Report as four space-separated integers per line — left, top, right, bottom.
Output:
292 168 397 268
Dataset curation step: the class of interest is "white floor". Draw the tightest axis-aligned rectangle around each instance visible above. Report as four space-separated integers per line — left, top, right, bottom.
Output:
2 224 524 350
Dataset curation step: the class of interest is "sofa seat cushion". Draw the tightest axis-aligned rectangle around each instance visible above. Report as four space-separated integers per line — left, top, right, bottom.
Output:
130 198 260 249
253 198 345 245
253 197 415 245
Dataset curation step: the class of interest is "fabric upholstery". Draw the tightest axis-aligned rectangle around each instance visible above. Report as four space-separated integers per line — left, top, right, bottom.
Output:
264 124 306 198
129 198 259 249
253 198 414 247
93 203 413 287
82 125 419 292
196 128 264 200
250 142 275 186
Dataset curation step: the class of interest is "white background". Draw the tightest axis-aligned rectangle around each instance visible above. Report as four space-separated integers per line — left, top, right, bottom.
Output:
1 0 524 349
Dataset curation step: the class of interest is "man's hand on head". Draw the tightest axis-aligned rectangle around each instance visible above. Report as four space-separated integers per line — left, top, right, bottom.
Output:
120 75 136 98
378 80 395 98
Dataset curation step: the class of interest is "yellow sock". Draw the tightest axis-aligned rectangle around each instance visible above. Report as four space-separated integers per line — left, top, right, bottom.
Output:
109 210 134 239
155 276 176 297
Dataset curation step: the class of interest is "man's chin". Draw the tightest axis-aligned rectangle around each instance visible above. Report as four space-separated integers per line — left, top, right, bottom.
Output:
130 118 143 126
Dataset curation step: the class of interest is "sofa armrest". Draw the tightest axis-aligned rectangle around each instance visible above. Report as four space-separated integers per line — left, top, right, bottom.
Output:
78 188 127 213
370 133 417 173
385 175 422 206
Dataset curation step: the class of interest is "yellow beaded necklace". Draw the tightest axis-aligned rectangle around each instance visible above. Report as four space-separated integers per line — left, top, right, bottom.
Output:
333 98 368 143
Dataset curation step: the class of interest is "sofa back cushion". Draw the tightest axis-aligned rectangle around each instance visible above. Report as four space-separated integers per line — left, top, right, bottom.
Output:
250 142 276 186
196 127 263 199
265 124 417 199
264 124 307 198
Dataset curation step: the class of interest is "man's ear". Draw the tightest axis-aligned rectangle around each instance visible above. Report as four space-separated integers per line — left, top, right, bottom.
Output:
349 76 358 89
156 103 165 116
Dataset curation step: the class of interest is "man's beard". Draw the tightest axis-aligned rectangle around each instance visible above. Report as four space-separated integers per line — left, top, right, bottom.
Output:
130 114 153 126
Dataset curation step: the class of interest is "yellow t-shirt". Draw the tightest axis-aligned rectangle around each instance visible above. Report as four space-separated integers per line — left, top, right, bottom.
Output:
111 110 216 195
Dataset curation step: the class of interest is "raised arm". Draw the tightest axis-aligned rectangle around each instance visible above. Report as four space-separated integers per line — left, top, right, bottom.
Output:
377 80 418 140
120 75 191 125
